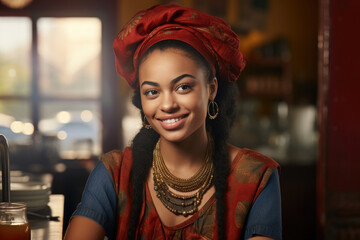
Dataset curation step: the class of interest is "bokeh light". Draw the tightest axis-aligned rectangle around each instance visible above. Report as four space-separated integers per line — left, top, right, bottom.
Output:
10 121 24 133
23 122 34 135
57 130 67 140
56 111 71 124
81 110 93 122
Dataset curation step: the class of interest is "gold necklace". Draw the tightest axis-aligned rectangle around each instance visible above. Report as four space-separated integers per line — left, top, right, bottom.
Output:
152 137 214 216
154 140 213 192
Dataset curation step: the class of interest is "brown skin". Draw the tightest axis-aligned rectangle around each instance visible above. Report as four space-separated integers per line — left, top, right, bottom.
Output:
64 216 105 240
64 48 274 240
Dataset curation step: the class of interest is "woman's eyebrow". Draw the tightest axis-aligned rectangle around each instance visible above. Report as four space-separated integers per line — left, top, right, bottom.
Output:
140 74 196 88
141 81 159 88
170 74 196 85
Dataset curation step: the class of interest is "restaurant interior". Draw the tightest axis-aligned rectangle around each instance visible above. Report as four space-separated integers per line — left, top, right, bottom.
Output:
0 0 359 239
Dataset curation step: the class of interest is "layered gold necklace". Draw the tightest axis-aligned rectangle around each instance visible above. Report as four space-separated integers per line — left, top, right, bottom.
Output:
152 137 214 216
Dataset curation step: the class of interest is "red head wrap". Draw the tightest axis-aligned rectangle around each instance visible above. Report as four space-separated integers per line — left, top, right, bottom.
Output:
113 4 245 89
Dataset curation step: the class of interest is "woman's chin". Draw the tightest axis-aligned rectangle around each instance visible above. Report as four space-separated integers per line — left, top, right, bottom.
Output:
159 133 188 143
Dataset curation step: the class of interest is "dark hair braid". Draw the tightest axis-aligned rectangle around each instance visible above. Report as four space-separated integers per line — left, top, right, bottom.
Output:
127 40 238 240
207 80 238 239
127 90 159 240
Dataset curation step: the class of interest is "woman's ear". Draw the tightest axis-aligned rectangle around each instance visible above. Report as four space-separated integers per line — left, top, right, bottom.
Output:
209 77 218 100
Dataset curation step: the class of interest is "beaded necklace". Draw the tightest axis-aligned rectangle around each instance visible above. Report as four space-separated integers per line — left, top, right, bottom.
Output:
152 137 214 216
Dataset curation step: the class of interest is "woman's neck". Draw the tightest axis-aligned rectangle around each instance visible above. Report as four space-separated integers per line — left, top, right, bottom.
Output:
159 128 208 174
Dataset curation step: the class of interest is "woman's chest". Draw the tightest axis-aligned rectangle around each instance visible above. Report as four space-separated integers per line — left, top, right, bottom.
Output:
146 168 216 227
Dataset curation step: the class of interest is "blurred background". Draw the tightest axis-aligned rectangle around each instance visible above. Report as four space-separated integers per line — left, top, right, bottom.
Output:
0 0 359 239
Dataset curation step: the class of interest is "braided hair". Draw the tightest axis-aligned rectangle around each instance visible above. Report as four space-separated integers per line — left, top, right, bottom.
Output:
127 40 239 240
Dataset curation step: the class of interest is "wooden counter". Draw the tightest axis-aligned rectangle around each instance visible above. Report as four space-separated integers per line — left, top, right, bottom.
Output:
28 194 64 240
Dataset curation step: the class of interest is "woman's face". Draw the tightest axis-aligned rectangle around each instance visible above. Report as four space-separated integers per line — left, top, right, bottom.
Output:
138 48 217 143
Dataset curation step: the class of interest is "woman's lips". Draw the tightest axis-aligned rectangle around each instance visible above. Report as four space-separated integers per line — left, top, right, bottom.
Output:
157 115 188 130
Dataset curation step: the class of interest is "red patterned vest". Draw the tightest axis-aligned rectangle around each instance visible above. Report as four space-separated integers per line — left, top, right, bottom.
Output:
101 146 279 240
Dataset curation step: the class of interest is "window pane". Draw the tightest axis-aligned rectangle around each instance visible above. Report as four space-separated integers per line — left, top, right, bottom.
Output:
37 18 101 98
0 100 32 144
0 17 32 96
39 101 102 159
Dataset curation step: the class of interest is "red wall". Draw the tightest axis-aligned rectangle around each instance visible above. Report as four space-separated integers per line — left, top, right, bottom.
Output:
318 0 360 238
327 0 360 191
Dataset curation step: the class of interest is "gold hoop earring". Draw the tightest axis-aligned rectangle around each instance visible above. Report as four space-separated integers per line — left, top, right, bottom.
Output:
143 116 151 129
207 100 219 120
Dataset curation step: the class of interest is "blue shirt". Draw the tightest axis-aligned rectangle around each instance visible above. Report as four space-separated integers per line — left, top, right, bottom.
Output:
71 162 282 240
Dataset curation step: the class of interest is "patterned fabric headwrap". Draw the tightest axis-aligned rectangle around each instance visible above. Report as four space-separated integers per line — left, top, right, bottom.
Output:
113 4 246 89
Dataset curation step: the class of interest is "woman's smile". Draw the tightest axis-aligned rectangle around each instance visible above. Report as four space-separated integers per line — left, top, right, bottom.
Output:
157 114 189 130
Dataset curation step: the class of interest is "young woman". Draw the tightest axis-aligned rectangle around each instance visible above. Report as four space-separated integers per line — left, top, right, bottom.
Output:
64 4 281 240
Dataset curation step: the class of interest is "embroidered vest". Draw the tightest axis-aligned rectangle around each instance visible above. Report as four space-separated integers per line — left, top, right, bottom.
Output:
101 146 279 240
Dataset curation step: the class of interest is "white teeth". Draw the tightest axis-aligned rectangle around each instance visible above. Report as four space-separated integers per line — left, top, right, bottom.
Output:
163 118 181 123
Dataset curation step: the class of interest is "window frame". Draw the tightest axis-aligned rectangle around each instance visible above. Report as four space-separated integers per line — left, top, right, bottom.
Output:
0 0 122 153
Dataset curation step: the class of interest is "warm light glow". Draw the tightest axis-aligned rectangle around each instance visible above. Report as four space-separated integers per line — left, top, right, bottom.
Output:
39 119 58 132
37 17 102 97
0 17 32 96
56 111 71 124
81 110 93 122
23 122 34 135
0 0 32 9
10 121 23 133
8 68 16 78
57 130 67 140
54 163 67 173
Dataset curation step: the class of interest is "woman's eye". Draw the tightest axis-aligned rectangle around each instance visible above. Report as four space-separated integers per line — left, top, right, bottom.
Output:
176 84 193 93
144 89 158 96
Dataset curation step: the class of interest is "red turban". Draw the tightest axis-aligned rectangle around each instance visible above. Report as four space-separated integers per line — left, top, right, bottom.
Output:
113 4 245 89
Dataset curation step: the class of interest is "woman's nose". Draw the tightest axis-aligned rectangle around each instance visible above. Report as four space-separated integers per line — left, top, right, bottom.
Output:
160 93 179 113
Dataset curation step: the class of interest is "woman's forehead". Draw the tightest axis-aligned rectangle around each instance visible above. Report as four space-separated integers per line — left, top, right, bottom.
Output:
140 47 194 65
140 49 198 71
138 49 207 85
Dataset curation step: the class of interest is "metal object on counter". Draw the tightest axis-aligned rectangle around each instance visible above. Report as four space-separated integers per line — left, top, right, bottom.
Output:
27 211 59 221
0 134 10 202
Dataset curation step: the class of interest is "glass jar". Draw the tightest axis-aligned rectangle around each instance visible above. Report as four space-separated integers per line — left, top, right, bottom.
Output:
0 202 31 240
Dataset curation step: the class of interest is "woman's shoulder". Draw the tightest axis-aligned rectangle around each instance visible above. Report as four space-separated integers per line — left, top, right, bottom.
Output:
227 144 280 199
228 144 279 170
100 147 133 181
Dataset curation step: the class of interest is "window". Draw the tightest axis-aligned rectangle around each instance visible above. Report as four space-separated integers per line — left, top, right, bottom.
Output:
0 17 32 144
0 17 103 169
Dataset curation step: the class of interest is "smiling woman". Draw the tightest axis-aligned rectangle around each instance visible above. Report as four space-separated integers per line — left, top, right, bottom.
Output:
64 4 282 240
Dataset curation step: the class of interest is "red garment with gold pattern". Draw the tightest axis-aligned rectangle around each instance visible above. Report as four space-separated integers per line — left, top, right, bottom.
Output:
101 146 279 239
113 4 245 89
